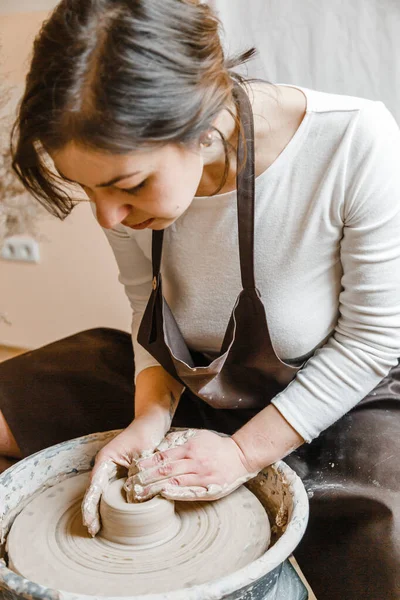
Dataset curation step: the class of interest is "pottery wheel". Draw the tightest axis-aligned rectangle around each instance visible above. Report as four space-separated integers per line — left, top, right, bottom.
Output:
6 473 270 596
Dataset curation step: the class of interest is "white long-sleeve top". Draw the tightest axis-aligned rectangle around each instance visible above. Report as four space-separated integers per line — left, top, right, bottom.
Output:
93 84 400 442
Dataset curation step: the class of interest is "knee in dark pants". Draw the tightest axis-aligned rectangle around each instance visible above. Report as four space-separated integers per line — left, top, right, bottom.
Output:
0 328 135 457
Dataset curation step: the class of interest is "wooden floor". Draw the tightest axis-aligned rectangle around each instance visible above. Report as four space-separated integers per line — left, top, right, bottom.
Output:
290 556 317 599
0 346 28 362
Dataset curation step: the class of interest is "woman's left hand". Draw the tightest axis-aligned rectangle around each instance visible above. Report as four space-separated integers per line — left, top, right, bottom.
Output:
124 429 259 502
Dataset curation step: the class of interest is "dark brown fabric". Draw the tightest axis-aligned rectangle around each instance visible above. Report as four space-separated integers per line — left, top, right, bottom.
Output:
0 328 135 457
287 396 400 600
1 329 400 598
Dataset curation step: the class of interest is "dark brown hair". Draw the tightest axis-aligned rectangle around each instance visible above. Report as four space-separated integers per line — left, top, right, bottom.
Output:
11 0 261 219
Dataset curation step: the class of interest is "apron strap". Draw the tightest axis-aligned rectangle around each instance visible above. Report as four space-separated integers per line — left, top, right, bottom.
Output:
152 229 164 282
151 82 257 291
233 83 256 290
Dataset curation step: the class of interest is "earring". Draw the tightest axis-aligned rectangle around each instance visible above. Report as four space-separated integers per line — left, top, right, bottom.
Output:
200 130 214 148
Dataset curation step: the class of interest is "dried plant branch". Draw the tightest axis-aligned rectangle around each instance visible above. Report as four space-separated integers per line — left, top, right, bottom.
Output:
0 78 46 248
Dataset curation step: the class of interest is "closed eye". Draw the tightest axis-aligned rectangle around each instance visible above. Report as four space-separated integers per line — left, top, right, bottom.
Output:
121 180 147 195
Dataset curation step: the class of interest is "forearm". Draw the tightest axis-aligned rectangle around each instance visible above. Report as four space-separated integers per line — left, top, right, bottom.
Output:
232 404 305 473
134 366 185 432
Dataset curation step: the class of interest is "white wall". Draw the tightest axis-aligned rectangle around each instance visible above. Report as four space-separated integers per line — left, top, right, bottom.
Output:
214 0 400 121
0 1 58 14
0 5 131 348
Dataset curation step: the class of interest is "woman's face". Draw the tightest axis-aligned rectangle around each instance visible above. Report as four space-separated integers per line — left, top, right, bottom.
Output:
52 141 205 230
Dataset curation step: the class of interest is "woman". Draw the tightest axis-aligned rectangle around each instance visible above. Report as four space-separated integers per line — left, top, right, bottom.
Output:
2 0 400 597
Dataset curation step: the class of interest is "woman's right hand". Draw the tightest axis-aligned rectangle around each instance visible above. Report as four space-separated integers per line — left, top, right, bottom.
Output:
81 416 167 537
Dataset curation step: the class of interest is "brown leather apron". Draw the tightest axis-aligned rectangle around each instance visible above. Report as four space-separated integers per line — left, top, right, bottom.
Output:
137 83 300 410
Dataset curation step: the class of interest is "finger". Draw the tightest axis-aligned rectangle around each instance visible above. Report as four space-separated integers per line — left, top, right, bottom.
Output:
132 459 199 486
81 483 102 536
81 460 116 537
125 479 168 502
161 481 229 502
90 458 118 483
128 474 208 502
136 446 187 471
161 486 210 501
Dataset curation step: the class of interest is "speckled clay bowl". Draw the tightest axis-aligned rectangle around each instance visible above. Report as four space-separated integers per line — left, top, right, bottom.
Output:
0 430 309 600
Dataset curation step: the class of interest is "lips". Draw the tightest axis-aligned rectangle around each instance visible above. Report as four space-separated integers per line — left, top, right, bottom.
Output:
127 218 155 230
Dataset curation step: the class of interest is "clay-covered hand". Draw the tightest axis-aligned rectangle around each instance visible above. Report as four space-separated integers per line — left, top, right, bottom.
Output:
82 418 165 536
124 429 259 502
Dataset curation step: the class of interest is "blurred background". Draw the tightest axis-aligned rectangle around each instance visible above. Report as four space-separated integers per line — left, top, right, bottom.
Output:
1 0 400 352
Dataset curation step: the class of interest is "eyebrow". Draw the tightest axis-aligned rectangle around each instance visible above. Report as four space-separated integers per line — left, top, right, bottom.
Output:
56 170 142 188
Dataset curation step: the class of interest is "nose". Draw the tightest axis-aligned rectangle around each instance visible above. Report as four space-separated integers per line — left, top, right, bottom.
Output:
94 195 132 229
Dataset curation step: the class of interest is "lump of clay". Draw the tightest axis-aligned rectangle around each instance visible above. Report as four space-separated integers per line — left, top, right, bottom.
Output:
99 479 181 546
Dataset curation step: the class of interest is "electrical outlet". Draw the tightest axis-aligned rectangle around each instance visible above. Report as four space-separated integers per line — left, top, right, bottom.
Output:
1 236 40 263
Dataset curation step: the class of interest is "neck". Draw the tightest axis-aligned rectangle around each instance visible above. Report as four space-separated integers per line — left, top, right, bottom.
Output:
196 97 239 197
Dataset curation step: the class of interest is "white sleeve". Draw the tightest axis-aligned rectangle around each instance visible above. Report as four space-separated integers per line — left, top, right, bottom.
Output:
91 207 161 380
272 102 400 442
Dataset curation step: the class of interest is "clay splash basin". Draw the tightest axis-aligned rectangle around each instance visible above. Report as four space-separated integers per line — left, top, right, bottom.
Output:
0 429 309 600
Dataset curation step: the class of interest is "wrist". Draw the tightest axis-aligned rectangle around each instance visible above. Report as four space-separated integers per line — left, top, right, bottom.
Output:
133 402 172 433
232 404 304 472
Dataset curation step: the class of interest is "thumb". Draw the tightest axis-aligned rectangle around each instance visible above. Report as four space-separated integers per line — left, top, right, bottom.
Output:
81 460 117 537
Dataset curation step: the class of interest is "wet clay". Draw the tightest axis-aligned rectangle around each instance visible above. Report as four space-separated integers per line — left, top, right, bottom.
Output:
100 479 181 546
6 473 271 596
